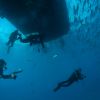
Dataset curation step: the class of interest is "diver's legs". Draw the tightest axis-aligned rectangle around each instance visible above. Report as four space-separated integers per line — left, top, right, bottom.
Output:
61 81 74 87
40 40 45 48
53 80 69 92
7 46 10 54
39 34 45 48
30 41 33 46
7 45 12 54
53 84 62 92
10 42 14 47
7 41 14 54
6 40 11 46
59 80 69 85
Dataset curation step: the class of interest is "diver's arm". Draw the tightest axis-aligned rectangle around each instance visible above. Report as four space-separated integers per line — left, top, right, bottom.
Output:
19 36 29 43
12 68 23 74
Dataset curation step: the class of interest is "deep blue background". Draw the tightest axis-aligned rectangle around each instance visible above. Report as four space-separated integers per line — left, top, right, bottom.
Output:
0 0 100 100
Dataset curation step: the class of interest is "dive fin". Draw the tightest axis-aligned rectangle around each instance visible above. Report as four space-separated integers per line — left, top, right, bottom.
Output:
53 84 62 92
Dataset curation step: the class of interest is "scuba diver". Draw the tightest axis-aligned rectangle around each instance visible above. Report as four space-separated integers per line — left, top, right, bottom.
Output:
53 68 86 92
19 33 45 48
0 59 22 80
6 30 21 53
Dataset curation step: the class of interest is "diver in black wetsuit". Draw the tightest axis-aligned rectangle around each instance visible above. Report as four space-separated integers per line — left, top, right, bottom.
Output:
19 34 45 48
53 68 86 92
6 30 21 53
0 59 22 80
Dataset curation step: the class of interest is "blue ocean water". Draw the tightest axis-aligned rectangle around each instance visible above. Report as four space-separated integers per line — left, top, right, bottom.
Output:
0 0 100 100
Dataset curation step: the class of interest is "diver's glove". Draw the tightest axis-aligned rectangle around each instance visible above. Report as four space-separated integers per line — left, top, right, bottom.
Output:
11 68 23 80
11 73 17 80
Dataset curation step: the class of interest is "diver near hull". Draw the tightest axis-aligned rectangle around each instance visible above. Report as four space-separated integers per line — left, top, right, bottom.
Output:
0 0 69 42
6 30 21 53
19 33 45 48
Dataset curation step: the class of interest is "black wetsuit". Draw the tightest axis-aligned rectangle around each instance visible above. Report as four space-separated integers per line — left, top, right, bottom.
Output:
54 69 86 92
19 34 45 48
6 30 20 53
0 59 16 79
7 30 20 47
